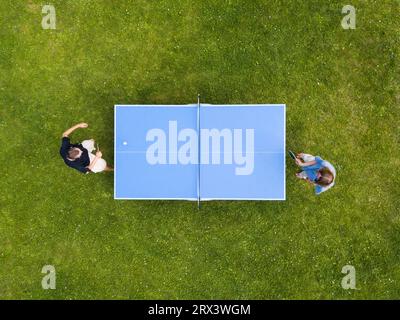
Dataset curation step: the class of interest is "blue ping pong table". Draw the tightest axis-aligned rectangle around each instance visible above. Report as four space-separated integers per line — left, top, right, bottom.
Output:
114 104 285 201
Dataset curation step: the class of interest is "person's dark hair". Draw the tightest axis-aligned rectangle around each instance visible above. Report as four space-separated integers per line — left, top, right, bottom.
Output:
315 168 333 186
68 148 80 160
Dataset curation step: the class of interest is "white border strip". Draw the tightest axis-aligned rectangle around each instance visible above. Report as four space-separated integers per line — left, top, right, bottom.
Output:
197 97 201 207
114 105 117 199
114 197 198 200
201 198 286 201
283 104 286 201
115 104 197 108
115 104 284 108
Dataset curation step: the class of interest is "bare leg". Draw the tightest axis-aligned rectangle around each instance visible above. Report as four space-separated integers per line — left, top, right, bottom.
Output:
296 171 308 180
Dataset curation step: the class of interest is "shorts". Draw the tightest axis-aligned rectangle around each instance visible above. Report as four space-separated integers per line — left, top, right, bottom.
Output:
81 139 107 173
297 154 316 180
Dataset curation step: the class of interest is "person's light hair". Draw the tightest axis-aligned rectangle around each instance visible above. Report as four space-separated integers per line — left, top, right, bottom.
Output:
315 168 333 186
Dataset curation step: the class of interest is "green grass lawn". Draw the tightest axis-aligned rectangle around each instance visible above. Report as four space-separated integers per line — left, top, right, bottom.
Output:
0 0 399 299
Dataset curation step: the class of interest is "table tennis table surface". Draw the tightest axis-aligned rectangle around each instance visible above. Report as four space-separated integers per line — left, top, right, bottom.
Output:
114 104 285 201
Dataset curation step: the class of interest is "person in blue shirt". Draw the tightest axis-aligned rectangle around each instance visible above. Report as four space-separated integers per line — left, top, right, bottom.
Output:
295 153 336 194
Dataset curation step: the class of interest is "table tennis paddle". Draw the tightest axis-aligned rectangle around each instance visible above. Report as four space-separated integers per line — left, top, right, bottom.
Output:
288 150 296 160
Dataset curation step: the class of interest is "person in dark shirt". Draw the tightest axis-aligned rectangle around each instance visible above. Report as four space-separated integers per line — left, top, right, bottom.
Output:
60 122 112 174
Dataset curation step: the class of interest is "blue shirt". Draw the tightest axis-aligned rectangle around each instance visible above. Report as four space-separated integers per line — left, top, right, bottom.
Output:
302 156 324 181
302 156 336 195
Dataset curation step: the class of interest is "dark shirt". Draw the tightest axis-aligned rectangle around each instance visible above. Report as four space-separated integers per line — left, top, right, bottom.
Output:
59 137 91 174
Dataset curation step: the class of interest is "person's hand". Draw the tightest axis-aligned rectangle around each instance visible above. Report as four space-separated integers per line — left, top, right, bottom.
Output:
295 158 302 166
96 151 102 158
78 122 88 128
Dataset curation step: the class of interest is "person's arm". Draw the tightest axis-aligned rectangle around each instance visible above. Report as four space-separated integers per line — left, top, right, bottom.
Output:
62 122 88 138
87 151 102 172
295 158 317 167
